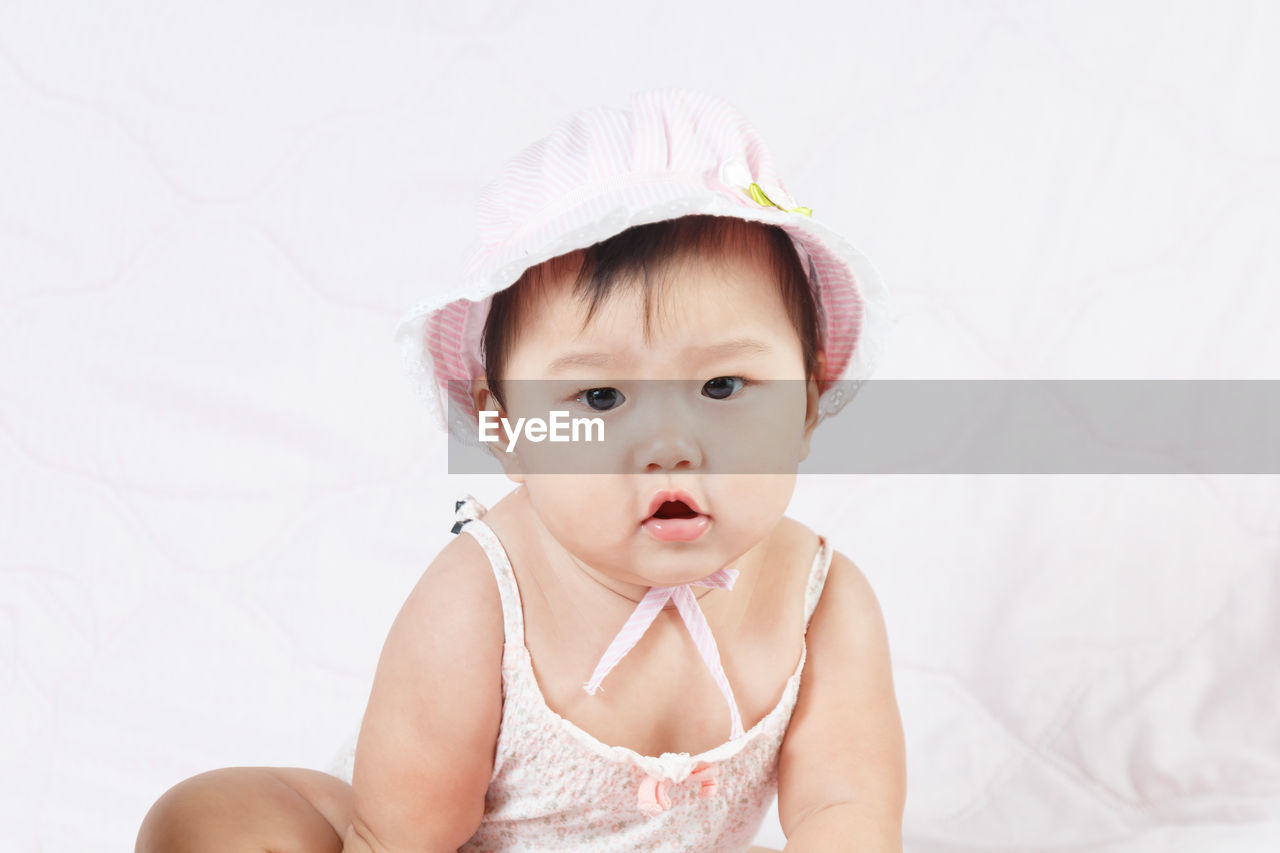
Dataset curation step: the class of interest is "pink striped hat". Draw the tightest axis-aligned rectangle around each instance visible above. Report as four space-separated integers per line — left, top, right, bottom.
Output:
394 88 893 447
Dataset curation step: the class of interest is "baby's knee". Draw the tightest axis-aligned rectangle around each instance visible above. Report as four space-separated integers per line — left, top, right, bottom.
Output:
136 770 233 853
136 767 342 853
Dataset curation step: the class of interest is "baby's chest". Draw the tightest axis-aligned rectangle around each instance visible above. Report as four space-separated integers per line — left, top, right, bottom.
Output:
525 610 803 758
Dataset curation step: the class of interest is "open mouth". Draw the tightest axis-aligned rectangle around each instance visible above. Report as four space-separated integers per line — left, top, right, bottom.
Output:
651 500 699 520
642 491 710 542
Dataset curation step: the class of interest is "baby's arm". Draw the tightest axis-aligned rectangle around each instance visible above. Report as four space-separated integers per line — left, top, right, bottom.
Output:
342 534 505 853
776 550 907 852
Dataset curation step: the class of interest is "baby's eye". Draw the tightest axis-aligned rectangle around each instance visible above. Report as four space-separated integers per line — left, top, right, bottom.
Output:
575 387 625 411
702 376 747 400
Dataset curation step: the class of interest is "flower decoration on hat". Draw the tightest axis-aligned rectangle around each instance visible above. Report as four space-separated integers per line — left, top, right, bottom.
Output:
719 158 812 217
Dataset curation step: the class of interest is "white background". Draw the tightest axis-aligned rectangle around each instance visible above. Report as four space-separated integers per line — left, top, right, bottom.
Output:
2 2 1278 851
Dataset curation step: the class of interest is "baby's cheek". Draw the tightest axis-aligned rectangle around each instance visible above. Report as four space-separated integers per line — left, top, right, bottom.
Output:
731 476 796 521
527 476 627 534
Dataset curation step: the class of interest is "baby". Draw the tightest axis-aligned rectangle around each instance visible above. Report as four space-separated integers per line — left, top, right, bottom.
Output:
137 89 906 853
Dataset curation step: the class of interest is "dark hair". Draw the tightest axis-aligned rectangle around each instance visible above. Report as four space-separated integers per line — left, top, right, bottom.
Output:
481 215 823 411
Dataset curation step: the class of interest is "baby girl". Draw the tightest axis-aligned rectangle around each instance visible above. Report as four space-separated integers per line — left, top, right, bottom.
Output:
137 89 906 852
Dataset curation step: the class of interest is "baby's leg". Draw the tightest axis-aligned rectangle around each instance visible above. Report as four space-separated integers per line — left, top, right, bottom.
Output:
136 766 352 853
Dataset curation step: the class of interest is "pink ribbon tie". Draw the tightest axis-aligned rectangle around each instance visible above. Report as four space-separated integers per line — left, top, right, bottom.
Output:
636 762 720 816
691 761 720 799
583 568 745 741
636 774 672 816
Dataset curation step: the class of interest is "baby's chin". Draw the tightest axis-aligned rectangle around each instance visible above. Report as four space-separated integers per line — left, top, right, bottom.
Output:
585 526 772 587
621 557 730 589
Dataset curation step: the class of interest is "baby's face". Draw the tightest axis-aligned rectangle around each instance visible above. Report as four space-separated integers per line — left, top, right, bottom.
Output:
475 246 822 587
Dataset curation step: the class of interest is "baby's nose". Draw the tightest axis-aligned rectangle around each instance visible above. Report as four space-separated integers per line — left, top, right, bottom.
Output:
640 433 702 472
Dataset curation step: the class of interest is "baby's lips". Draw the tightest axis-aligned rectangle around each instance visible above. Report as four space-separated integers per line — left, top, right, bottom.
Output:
645 489 705 519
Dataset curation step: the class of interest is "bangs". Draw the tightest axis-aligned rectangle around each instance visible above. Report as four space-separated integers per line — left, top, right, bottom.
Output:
481 215 823 410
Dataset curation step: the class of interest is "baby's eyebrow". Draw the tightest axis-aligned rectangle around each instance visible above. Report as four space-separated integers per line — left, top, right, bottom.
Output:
695 337 774 359
544 337 773 374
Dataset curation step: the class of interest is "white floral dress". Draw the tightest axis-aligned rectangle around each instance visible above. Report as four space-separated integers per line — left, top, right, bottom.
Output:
330 496 835 852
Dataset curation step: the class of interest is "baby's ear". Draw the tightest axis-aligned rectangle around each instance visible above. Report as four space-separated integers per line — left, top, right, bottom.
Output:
799 351 828 461
471 378 525 484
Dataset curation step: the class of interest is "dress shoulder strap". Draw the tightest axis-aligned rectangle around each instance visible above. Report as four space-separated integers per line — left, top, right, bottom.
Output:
802 536 836 631
452 495 526 649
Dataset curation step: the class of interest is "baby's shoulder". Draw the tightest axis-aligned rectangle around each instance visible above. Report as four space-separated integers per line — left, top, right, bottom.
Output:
394 528 506 661
770 515 869 610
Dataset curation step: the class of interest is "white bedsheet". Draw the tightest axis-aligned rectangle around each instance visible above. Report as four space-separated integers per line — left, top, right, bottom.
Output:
2 2 1277 851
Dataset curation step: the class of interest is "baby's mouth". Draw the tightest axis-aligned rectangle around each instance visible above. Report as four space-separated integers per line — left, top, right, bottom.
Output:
641 495 711 542
651 500 699 520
